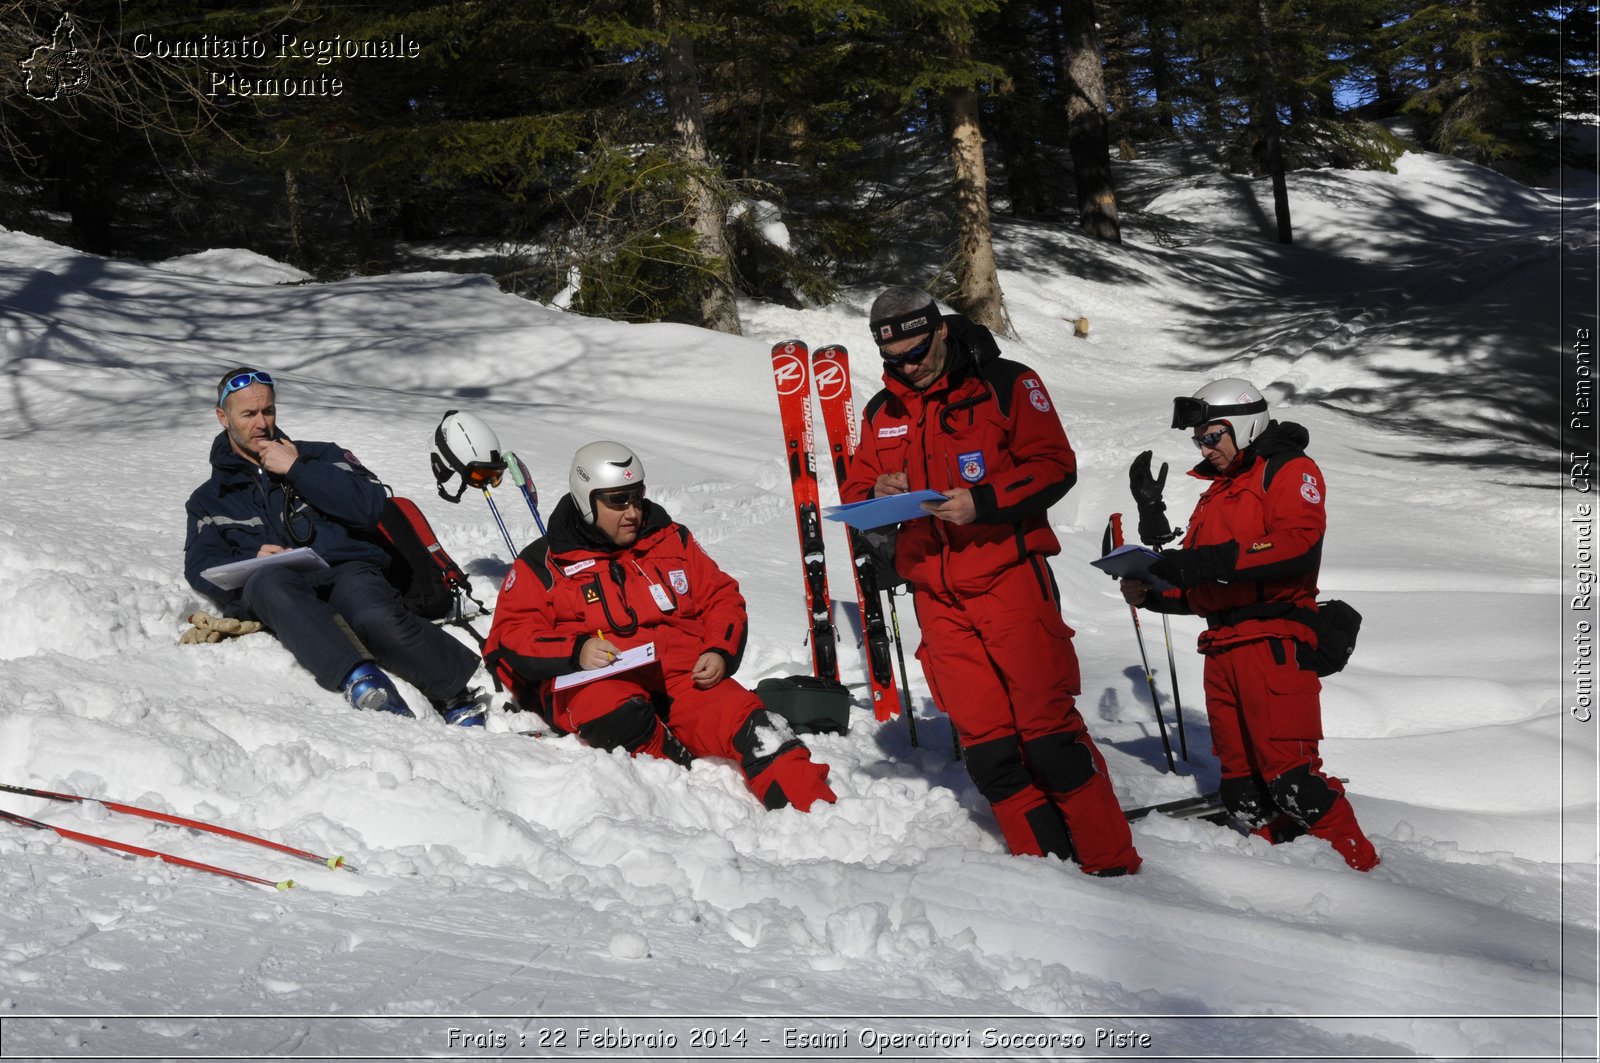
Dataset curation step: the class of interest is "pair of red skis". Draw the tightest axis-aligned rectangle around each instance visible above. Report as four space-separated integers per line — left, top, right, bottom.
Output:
769 340 907 725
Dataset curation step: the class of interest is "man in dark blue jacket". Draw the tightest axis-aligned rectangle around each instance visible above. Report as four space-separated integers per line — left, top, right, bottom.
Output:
184 367 483 723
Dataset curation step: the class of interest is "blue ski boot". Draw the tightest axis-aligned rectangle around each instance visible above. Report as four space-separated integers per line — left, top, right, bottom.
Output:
341 663 414 717
433 687 488 727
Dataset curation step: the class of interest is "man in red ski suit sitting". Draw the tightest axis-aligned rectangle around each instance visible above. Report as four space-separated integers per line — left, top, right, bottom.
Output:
1120 378 1379 871
484 441 836 812
841 286 1141 875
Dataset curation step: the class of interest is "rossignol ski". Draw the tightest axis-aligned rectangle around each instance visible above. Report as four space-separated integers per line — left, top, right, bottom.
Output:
770 339 839 681
811 343 900 721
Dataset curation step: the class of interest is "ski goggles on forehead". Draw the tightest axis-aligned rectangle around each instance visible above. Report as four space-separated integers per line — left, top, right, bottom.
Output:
217 370 273 404
1171 394 1267 430
594 485 646 511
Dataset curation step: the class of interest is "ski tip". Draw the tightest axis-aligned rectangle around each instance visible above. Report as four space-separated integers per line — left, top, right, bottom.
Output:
772 338 808 354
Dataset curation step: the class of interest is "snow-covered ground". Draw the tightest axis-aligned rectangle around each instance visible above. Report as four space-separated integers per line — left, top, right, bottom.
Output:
0 146 1593 1062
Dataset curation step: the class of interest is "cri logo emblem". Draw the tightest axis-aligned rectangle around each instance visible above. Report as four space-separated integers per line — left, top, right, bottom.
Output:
772 353 806 395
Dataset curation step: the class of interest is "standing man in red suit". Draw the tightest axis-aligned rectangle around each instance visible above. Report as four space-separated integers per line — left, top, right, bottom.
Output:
1121 378 1378 871
842 286 1141 876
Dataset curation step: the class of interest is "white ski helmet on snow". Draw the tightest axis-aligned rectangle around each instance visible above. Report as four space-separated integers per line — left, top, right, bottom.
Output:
569 440 645 523
1171 378 1270 448
431 410 506 502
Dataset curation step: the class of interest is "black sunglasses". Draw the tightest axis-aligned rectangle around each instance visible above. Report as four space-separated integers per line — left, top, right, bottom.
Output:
880 333 935 367
1191 429 1230 449
594 486 645 511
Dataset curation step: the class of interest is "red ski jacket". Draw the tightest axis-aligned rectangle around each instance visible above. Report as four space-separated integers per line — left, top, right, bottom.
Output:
484 495 750 711
841 315 1076 599
1154 421 1326 652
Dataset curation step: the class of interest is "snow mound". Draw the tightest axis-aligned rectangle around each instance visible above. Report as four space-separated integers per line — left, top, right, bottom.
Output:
152 248 311 285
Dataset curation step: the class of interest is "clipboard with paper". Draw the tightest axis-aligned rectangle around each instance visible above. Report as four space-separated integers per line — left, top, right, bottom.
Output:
1089 544 1176 592
200 547 329 592
553 642 659 691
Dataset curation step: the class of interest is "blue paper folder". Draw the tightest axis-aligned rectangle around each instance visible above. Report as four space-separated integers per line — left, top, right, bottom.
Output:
824 490 948 530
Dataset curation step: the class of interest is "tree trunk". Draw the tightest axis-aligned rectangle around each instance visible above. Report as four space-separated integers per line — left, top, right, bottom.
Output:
284 168 307 270
655 0 741 335
1060 0 1120 242
946 79 1011 336
1146 0 1177 133
1253 0 1293 244
1374 61 1395 111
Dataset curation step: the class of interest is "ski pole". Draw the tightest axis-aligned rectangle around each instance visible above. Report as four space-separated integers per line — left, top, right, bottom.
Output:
1160 615 1190 761
503 450 548 538
1104 514 1176 773
482 488 517 559
884 585 918 748
0 808 295 890
1128 452 1191 764
0 784 349 870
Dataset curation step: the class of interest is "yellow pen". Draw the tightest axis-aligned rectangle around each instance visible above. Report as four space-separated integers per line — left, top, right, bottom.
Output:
596 629 615 662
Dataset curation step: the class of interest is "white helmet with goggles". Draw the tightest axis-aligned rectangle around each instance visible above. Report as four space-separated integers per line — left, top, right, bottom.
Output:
1171 378 1270 448
432 410 507 502
569 440 646 523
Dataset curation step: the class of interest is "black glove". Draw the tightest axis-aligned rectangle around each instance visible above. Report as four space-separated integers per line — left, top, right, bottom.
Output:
1148 542 1239 588
1128 450 1176 547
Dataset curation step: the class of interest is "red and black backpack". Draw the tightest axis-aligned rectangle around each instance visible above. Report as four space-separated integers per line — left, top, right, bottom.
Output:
373 497 483 622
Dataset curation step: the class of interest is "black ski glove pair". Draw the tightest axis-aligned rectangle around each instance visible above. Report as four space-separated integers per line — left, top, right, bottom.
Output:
1149 541 1239 588
1128 450 1177 547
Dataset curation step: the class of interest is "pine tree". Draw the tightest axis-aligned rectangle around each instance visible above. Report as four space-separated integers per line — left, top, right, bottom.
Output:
1396 0 1565 174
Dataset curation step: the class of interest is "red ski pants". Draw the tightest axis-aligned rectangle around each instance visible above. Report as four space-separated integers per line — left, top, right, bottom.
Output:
1203 637 1327 782
1204 638 1376 868
914 563 1140 874
555 671 834 811
555 671 754 759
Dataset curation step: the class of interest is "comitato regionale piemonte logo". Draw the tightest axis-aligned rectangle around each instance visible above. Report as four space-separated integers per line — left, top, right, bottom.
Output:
21 13 90 101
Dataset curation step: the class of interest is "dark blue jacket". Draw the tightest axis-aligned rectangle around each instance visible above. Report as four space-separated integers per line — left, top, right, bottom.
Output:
184 431 389 611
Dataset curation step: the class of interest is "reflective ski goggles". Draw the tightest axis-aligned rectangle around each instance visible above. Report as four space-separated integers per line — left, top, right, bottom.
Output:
430 451 505 490
462 462 505 488
879 333 935 367
1191 428 1231 450
217 369 274 405
1171 394 1267 430
593 486 646 511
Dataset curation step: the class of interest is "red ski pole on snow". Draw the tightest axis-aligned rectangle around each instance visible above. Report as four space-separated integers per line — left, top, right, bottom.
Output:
0 783 351 870
1103 514 1176 773
0 808 297 890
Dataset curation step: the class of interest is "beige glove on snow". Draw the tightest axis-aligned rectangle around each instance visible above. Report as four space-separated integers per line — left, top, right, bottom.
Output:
179 611 263 645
